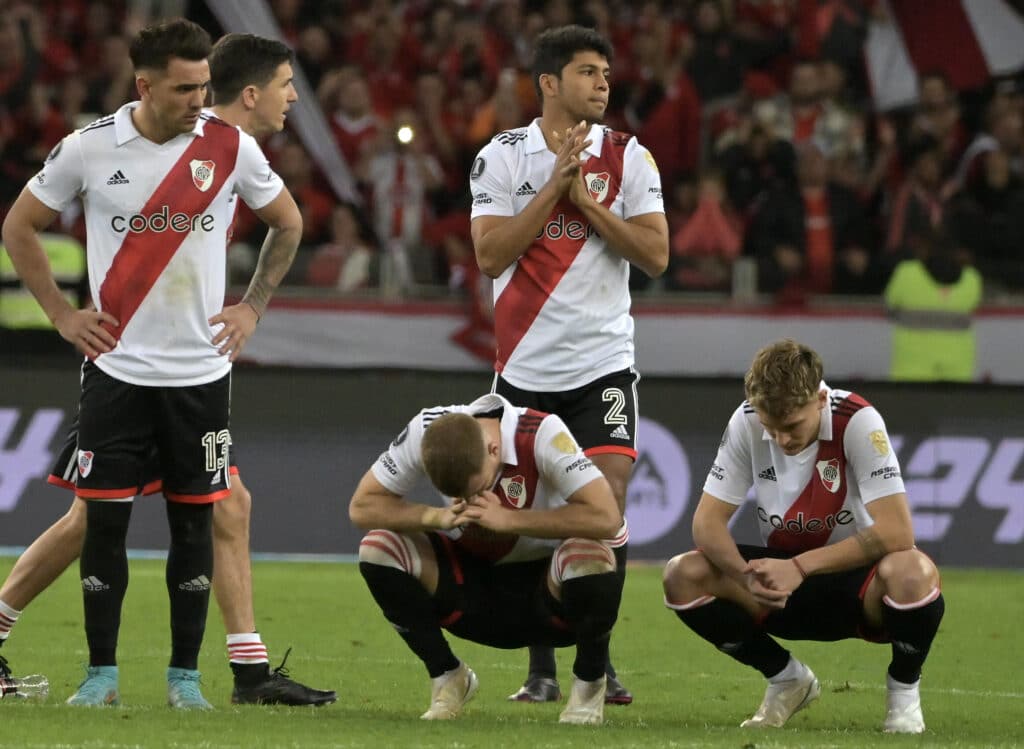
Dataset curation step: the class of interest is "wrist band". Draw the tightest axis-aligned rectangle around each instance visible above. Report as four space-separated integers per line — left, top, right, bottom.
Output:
792 557 808 580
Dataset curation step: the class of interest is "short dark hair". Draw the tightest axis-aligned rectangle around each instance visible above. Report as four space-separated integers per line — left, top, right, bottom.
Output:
531 24 613 101
129 18 211 72
209 33 294 105
421 413 486 498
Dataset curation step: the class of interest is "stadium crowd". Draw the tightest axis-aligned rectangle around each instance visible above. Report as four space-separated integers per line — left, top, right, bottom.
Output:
1 0 1022 302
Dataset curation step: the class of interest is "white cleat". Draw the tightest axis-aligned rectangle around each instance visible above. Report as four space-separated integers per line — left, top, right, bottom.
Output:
558 676 606 725
883 677 925 734
741 664 820 728
420 662 479 720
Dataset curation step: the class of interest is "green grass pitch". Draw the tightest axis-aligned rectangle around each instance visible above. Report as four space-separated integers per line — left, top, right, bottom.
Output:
0 558 1020 748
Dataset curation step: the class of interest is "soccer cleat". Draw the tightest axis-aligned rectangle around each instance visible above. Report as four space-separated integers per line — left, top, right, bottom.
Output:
604 674 633 705
883 677 925 734
558 676 606 725
507 675 561 702
66 665 120 706
231 649 337 706
420 662 478 720
167 667 213 710
0 653 10 680
740 664 820 728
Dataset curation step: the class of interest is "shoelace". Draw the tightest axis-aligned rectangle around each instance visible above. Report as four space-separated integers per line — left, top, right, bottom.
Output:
270 647 293 679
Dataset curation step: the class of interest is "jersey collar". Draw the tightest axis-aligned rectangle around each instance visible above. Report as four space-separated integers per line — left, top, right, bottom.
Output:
467 393 522 467
114 101 206 146
524 118 604 158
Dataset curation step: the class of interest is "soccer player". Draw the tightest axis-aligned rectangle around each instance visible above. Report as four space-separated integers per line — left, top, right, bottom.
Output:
469 24 668 703
1 20 302 709
349 394 627 724
0 33 335 707
662 339 944 734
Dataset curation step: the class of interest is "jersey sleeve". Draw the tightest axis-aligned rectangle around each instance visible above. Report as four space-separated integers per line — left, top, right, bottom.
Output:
702 405 755 504
27 133 84 211
370 412 429 497
232 132 284 211
534 415 605 503
620 139 665 220
844 407 906 503
469 140 515 219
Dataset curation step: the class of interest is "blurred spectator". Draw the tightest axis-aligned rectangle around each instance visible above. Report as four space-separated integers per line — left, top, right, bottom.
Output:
886 135 947 255
0 7 42 112
667 171 743 291
273 139 335 247
306 202 378 292
948 148 1024 289
82 35 135 117
323 67 383 167
908 71 968 172
747 141 876 297
885 230 982 381
716 120 797 217
953 93 1024 191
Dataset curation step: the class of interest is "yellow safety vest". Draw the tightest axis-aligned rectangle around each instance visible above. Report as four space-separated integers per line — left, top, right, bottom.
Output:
0 233 86 329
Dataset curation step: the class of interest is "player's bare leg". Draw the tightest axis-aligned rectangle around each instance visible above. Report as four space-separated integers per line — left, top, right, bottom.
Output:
214 477 336 706
358 530 478 720
862 549 943 734
514 453 633 705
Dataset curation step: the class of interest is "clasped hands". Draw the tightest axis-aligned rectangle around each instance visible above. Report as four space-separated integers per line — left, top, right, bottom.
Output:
743 557 806 610
431 490 514 534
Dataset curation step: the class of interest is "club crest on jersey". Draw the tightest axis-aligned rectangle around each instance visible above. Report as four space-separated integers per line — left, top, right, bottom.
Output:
190 159 216 192
78 450 94 478
586 171 611 203
499 475 527 508
816 458 841 493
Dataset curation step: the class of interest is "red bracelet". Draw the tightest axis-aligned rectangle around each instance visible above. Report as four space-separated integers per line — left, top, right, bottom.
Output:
792 557 808 579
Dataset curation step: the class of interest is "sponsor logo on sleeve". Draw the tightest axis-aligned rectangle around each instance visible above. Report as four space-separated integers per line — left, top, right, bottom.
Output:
470 157 486 180
378 454 398 476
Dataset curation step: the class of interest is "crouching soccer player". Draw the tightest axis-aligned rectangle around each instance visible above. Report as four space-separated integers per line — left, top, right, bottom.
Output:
349 394 627 724
663 339 944 733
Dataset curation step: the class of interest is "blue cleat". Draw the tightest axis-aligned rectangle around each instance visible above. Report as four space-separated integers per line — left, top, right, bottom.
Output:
66 665 120 706
167 667 213 710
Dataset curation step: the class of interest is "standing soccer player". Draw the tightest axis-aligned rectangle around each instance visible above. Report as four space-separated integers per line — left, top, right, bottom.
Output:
469 25 668 703
663 339 944 733
1 20 300 708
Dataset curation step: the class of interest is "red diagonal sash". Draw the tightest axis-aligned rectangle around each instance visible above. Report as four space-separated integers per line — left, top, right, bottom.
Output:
99 122 239 342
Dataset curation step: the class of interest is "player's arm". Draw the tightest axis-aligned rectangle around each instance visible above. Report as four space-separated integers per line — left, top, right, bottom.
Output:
210 187 301 360
459 475 621 540
349 470 466 532
471 122 592 278
692 492 751 583
567 185 668 277
1 188 118 357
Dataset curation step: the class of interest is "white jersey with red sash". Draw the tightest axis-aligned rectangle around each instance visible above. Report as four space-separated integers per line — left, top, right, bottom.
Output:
470 120 664 391
704 385 906 552
28 103 283 386
371 393 629 564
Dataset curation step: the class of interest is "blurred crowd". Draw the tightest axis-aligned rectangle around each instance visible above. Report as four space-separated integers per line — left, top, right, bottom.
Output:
1 0 1023 304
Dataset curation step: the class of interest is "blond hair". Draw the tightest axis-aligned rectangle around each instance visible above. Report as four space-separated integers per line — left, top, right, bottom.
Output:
421 412 486 497
744 339 823 419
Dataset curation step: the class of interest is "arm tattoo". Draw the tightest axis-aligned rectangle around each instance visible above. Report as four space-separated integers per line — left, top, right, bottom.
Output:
241 227 298 317
854 527 885 559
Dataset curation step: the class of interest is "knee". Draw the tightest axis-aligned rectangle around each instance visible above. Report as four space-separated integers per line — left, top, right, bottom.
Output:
877 550 939 602
663 550 712 597
358 530 425 577
551 539 616 585
212 481 252 542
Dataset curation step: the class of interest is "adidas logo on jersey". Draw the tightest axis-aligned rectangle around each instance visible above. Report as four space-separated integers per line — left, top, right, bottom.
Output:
758 466 777 481
515 181 536 196
178 575 211 592
106 170 129 185
610 424 631 440
81 576 110 592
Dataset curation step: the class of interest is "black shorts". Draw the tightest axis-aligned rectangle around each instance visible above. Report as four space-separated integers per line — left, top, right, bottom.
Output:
493 368 639 459
70 361 233 504
737 544 886 642
428 533 628 649
48 415 239 497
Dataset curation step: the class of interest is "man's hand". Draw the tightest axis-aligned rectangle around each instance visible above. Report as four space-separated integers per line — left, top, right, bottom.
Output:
744 557 804 607
548 121 592 196
457 491 515 533
54 308 119 359
421 499 467 531
209 302 259 361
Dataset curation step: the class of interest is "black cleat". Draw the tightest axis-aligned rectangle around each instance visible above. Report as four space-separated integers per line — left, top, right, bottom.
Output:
230 649 336 706
0 654 11 680
605 674 633 705
507 675 561 702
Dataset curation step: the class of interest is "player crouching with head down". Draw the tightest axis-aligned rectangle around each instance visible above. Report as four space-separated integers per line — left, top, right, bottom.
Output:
662 339 943 734
349 395 627 724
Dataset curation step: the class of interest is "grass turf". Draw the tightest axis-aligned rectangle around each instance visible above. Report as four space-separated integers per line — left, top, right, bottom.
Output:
0 558 1020 748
